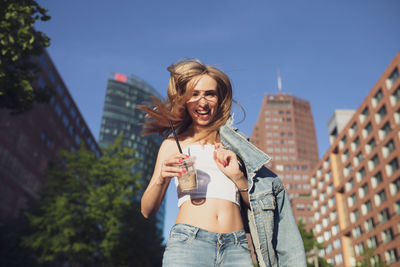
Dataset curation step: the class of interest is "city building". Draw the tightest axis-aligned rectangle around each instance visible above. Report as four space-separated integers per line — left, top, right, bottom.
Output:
98 73 165 232
251 93 319 228
0 50 100 221
310 52 400 266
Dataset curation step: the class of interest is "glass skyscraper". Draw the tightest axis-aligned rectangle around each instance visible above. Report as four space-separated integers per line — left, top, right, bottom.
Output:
99 73 164 232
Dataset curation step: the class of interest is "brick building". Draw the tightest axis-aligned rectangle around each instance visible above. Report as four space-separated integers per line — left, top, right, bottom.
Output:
310 52 400 266
0 50 100 221
251 93 319 228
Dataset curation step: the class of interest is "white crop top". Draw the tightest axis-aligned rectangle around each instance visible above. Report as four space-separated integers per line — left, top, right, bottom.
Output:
174 144 240 207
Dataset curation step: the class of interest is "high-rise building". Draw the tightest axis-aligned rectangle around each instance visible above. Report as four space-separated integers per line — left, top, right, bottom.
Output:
0 50 100 221
251 93 319 228
99 73 164 231
310 52 400 266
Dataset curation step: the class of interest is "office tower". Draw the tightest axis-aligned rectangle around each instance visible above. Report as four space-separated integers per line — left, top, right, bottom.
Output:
99 73 164 231
310 52 400 266
251 93 319 228
0 50 100 221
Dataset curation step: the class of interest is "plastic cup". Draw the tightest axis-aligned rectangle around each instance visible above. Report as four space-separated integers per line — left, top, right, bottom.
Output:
177 157 197 191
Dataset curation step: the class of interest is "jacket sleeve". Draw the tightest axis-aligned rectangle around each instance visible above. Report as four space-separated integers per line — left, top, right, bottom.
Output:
275 187 307 267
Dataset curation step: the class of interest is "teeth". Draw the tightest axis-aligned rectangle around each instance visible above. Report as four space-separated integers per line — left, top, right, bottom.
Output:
196 110 209 115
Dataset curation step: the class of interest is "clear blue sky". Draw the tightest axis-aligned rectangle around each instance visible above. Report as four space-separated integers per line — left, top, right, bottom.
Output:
36 0 399 243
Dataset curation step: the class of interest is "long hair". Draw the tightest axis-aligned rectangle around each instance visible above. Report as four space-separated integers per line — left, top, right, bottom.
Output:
139 59 232 141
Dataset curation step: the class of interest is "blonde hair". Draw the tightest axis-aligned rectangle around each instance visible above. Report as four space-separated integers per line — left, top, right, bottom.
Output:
139 59 232 141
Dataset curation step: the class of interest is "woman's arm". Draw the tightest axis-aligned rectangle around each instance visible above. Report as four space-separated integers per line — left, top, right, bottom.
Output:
213 144 250 207
140 139 186 218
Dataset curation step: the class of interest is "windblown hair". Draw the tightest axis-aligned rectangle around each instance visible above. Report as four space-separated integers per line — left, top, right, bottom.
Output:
139 59 232 141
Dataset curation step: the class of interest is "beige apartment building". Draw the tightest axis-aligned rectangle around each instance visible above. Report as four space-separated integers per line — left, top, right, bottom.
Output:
251 93 319 229
310 52 400 266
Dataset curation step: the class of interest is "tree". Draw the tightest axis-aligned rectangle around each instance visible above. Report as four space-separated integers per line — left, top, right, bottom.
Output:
0 0 51 113
22 136 164 266
356 248 388 267
297 220 333 267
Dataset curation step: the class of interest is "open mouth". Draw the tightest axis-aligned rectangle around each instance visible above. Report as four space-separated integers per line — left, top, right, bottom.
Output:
195 109 211 119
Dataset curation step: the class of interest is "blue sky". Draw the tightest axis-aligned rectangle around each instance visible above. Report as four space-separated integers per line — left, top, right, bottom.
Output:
36 0 399 242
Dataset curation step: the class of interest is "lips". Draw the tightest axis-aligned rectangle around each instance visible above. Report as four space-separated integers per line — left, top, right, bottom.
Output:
195 109 210 119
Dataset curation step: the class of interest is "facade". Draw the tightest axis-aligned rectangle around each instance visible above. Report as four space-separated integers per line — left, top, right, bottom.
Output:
98 73 164 231
310 52 400 266
251 93 319 228
0 50 100 221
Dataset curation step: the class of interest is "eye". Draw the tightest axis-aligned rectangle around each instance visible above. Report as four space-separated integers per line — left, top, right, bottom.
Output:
206 91 217 96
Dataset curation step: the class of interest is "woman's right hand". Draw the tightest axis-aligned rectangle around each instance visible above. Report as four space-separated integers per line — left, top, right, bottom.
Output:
156 153 189 185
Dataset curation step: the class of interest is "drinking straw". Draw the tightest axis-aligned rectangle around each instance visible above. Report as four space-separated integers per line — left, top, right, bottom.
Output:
168 120 188 171
168 120 183 153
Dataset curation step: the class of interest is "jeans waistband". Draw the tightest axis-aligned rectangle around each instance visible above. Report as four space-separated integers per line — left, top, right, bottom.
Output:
170 223 247 245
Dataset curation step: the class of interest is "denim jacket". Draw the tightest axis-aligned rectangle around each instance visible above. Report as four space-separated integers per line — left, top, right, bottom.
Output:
219 118 307 267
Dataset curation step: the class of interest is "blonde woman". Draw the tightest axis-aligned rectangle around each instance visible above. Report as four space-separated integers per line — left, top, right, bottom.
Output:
140 59 306 267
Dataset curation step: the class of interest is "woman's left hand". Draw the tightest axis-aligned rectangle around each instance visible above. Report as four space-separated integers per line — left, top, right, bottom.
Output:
213 143 246 182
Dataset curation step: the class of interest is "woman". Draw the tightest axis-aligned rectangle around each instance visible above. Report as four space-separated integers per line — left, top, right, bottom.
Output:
140 59 306 267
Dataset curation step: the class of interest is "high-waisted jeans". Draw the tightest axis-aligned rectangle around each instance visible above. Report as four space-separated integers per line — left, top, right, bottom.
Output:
163 223 254 267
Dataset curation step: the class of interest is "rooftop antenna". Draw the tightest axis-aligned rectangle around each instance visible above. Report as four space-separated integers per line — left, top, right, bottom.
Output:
277 67 282 93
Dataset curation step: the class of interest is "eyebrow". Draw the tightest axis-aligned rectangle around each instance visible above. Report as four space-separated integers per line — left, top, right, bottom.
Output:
192 89 217 92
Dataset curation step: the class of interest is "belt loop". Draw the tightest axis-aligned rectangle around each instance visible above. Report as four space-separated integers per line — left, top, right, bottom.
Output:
192 227 199 240
233 232 238 245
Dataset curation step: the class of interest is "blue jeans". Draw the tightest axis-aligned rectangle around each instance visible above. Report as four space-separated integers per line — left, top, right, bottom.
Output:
163 224 254 267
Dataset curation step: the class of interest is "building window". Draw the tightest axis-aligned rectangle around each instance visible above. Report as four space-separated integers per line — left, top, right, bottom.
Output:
351 137 360 151
359 184 369 200
330 211 337 221
339 135 347 149
395 200 400 215
354 152 364 167
371 171 383 189
344 164 353 177
382 139 395 158
378 208 390 224
342 149 349 163
390 86 400 106
335 254 344 265
328 196 336 208
361 199 372 215
372 89 383 107
379 121 391 140
364 217 375 233
331 224 340 236
389 177 400 196
349 122 358 137
346 178 354 192
367 236 378 249
386 157 399 176
365 138 376 155
356 167 366 182
374 190 387 206
62 115 69 127
362 122 373 139
386 67 399 90
333 238 342 250
56 84 63 96
55 103 62 116
395 108 400 124
350 209 360 223
355 242 365 256
381 228 394 244
348 193 357 207
368 154 380 171
375 105 387 124
385 248 399 265
359 107 370 123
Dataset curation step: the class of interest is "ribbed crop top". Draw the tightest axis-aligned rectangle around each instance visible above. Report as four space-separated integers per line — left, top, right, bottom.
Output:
174 144 240 207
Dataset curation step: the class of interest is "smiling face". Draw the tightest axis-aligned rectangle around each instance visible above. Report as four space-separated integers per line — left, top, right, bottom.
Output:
186 75 219 128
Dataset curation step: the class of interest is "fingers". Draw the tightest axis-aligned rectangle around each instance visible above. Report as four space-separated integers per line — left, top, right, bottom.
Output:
214 145 236 167
160 154 188 179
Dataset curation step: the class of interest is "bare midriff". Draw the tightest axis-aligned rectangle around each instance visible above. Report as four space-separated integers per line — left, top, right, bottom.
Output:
175 198 244 233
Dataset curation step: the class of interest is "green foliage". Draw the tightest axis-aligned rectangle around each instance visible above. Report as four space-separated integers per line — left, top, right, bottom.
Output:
0 0 51 113
298 220 333 267
22 136 164 266
356 248 388 267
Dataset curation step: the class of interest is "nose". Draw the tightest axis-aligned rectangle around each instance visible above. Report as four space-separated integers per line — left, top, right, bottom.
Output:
198 96 208 104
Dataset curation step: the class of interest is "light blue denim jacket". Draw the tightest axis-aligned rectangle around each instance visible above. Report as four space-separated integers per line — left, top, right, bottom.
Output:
219 118 307 267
